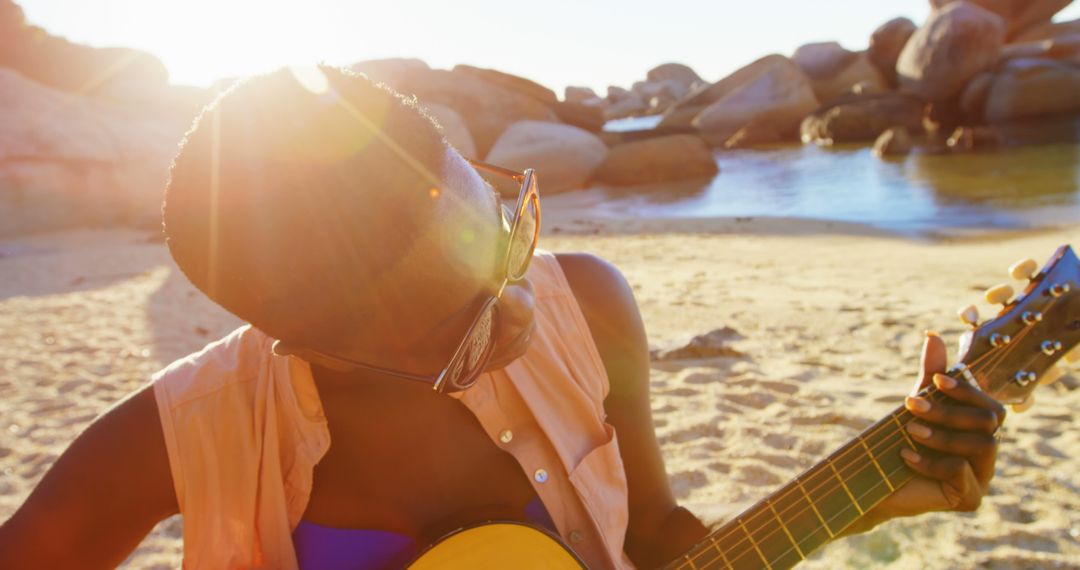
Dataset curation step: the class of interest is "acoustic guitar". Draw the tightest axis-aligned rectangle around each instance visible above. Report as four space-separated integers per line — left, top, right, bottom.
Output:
408 246 1080 570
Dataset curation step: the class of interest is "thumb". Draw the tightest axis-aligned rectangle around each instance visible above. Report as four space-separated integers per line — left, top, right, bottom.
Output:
913 331 948 395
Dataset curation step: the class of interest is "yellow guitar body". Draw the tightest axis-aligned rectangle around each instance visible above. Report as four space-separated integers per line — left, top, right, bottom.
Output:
407 522 586 569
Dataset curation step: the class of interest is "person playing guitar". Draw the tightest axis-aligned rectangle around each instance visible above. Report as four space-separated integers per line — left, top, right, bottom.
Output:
0 66 1016 569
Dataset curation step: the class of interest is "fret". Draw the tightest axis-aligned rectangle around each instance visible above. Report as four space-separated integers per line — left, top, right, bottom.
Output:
795 477 835 538
864 415 913 491
682 553 698 569
766 499 805 561
826 460 864 515
891 413 918 451
737 518 773 570
708 535 734 570
771 480 832 556
858 434 894 492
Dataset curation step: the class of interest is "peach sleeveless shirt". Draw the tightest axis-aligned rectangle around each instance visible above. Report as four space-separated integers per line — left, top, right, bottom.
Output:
151 251 633 569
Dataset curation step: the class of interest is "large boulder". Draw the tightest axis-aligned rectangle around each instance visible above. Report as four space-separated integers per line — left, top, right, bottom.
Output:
0 69 185 235
897 2 1006 102
983 58 1080 122
869 17 918 85
350 58 429 90
484 121 607 194
929 0 1073 38
551 100 605 132
800 93 926 145
423 103 477 159
394 68 558 156
646 63 704 91
694 57 819 146
873 127 914 157
792 42 888 104
604 92 649 120
1014 17 1080 42
592 134 718 186
661 54 790 128
453 64 558 106
564 86 600 103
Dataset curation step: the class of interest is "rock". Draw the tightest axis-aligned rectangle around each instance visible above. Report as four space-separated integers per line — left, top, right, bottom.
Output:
794 42 889 104
453 64 557 105
694 57 819 146
800 93 926 145
946 125 1002 151
869 17 918 85
662 55 791 129
632 79 688 103
592 134 717 186
1000 35 1080 62
1013 17 1080 43
423 103 477 159
551 100 605 132
564 86 599 103
604 93 649 120
873 127 914 157
646 63 704 90
0 69 185 236
930 0 1073 38
395 68 558 156
959 71 995 121
723 119 790 149
658 104 708 129
349 58 429 89
652 327 744 361
983 58 1080 122
607 85 633 100
898 2 1006 102
484 121 607 194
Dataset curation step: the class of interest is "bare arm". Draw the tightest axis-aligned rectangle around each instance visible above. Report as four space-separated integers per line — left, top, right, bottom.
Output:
557 253 708 569
0 385 178 569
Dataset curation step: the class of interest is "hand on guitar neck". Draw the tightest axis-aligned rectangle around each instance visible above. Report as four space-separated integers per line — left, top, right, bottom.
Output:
840 331 1006 537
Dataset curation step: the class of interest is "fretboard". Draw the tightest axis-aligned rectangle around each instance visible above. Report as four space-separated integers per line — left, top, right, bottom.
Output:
666 386 946 570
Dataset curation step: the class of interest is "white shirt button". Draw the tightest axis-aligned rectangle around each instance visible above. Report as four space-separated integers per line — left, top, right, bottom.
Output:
498 429 513 444
569 530 584 543
534 468 548 483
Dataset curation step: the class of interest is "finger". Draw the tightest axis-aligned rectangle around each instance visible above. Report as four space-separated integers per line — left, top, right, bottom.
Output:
932 374 1007 427
905 396 999 434
905 422 998 458
913 331 947 395
900 451 982 511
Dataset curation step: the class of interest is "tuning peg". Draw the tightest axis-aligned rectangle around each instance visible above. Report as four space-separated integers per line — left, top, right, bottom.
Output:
1010 394 1035 413
1039 365 1065 386
1065 347 1080 364
985 283 1015 305
956 305 979 327
1009 258 1038 281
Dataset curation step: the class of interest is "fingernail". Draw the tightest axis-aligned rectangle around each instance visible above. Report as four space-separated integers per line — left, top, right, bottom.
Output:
901 448 921 463
934 374 957 389
907 422 932 439
924 330 940 338
906 396 931 413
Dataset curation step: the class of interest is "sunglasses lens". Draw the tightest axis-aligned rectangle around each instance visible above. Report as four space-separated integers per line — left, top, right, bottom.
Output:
445 302 497 391
508 194 538 280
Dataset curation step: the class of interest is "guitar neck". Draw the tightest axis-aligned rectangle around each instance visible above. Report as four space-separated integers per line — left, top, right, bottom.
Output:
668 385 947 570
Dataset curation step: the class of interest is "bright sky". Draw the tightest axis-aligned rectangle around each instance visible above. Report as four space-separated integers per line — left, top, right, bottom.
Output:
18 0 1080 95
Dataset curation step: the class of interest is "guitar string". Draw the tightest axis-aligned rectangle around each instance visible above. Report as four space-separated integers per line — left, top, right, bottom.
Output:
677 390 950 569
679 292 1065 568
677 339 1025 570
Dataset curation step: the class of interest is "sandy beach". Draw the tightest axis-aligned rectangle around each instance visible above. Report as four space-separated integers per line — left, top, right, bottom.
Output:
2 217 1079 569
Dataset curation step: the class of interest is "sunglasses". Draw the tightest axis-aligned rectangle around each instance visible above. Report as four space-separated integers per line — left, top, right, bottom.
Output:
294 159 540 393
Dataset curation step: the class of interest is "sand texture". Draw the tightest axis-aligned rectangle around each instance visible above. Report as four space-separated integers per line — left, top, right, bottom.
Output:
2 220 1079 569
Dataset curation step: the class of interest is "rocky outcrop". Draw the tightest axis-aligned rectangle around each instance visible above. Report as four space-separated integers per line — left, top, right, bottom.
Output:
661 54 791 129
604 90 649 121
983 58 1080 122
350 58 429 89
1013 17 1080 43
564 86 600 103
800 93 925 145
424 103 477 159
552 100 605 132
0 69 185 235
646 63 704 91
453 64 558 106
395 68 558 156
792 42 888 104
897 2 1006 102
929 0 1073 38
592 134 718 186
484 121 607 195
694 57 819 146
869 17 918 85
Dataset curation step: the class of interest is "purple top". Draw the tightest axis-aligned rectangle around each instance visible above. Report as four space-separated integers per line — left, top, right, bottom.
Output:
293 496 556 569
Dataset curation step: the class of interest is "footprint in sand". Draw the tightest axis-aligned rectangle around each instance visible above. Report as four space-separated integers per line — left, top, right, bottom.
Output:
669 470 709 499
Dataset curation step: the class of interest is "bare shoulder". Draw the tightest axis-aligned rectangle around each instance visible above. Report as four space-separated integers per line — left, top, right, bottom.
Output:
554 252 648 400
0 384 177 568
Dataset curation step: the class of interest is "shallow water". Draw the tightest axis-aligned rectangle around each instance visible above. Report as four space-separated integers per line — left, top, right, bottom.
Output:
590 123 1080 233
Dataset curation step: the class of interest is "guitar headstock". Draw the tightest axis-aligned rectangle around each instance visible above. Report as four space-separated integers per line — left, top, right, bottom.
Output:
953 245 1080 410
